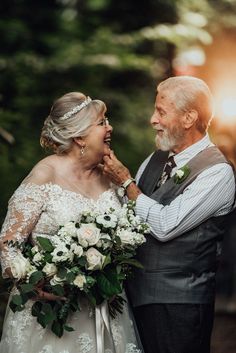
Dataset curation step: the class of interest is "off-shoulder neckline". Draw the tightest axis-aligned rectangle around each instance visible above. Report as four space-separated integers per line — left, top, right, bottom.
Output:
20 181 117 203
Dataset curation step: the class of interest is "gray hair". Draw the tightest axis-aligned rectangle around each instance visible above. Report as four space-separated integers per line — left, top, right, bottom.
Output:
157 76 214 133
40 92 106 154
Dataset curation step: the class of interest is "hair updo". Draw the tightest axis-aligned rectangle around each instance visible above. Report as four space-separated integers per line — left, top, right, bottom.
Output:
40 92 106 154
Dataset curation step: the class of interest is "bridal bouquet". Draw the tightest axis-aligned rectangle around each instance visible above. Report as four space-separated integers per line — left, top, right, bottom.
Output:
8 201 149 337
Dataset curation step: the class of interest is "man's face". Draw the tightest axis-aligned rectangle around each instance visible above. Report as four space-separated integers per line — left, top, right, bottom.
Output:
150 91 185 151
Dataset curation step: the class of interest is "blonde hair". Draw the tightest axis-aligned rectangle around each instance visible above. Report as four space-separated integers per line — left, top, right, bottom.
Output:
157 76 214 133
40 92 106 154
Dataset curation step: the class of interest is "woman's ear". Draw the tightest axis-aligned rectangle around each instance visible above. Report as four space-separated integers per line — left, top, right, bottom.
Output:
73 136 85 148
183 110 198 129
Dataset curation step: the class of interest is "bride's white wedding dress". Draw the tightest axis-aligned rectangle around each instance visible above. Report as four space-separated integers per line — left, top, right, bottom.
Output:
0 182 142 353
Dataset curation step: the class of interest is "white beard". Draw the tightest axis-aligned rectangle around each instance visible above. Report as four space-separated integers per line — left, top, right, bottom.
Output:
155 127 185 151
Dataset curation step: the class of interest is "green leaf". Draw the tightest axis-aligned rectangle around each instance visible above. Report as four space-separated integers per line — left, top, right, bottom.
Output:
9 302 25 312
44 253 53 262
76 256 87 266
102 254 111 268
86 291 97 306
120 259 144 268
66 271 76 283
41 303 57 324
51 321 64 337
37 237 54 252
32 301 42 316
52 284 65 296
64 325 75 332
20 283 34 293
86 275 96 287
29 271 44 285
37 313 47 328
11 294 23 306
96 268 122 298
42 303 53 314
57 267 67 279
70 300 80 312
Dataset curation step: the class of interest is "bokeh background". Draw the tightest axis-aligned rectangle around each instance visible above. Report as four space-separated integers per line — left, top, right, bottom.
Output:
1 1 236 351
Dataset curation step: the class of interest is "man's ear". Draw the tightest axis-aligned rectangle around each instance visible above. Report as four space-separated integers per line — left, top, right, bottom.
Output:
183 110 198 129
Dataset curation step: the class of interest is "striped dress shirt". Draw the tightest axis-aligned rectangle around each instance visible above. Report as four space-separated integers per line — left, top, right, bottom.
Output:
135 134 235 242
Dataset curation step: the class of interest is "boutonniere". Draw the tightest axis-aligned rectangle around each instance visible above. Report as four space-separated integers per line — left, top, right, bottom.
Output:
174 165 191 184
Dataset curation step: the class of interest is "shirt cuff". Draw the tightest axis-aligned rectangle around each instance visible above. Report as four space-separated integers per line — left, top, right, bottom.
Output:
135 193 157 221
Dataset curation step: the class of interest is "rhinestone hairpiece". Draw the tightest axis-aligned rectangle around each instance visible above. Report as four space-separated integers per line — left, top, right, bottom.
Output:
60 96 92 121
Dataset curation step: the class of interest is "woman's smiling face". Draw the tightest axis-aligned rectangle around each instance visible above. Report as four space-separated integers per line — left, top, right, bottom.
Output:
83 112 113 162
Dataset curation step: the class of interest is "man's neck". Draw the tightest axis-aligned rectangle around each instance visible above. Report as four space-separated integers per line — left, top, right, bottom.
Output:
172 132 205 154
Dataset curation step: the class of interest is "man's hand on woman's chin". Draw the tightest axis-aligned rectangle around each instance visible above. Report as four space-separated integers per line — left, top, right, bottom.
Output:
103 150 132 186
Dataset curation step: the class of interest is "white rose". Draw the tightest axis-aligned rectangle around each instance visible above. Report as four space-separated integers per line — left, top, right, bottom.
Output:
77 224 100 248
11 253 31 280
117 229 136 246
25 264 38 282
42 263 57 277
118 217 130 227
31 245 39 254
58 222 77 238
176 169 185 178
71 243 83 257
134 233 146 245
50 274 65 286
73 274 86 289
86 247 106 271
32 252 43 264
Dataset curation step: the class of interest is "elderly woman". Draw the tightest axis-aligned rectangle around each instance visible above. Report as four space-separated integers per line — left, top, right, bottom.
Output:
0 92 142 353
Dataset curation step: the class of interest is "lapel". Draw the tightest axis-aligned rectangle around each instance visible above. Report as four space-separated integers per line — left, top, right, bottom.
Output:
138 150 169 196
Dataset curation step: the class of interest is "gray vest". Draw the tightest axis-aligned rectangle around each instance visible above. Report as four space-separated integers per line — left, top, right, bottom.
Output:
126 146 233 306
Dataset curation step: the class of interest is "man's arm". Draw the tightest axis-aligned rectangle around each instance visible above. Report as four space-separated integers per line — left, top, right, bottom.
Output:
103 151 235 242
103 151 142 200
136 162 235 241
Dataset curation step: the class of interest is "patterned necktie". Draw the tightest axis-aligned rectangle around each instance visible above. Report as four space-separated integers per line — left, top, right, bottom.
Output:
156 155 176 189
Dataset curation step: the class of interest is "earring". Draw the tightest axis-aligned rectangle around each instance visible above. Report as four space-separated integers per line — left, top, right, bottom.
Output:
80 146 85 156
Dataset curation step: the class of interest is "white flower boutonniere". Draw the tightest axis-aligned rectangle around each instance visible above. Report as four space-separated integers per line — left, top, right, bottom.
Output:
174 165 191 184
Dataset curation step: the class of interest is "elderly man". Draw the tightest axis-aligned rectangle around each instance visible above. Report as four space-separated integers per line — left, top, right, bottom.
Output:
103 76 235 353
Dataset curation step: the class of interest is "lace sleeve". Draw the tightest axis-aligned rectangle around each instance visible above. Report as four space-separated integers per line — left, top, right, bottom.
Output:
0 183 47 278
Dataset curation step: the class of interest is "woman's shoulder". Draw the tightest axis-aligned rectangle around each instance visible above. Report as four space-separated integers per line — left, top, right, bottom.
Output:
23 155 57 186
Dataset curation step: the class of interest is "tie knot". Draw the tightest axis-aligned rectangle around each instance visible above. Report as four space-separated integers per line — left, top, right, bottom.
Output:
166 155 176 169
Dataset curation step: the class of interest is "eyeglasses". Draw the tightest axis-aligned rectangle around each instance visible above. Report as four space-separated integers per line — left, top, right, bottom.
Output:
96 117 110 127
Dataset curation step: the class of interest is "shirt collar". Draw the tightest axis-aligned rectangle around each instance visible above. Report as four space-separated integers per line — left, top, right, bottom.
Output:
171 134 214 168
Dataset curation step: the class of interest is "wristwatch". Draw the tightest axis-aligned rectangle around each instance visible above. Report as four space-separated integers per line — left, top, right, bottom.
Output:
117 178 136 197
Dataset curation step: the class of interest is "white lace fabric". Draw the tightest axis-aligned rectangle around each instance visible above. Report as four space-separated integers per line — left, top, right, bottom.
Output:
0 182 142 353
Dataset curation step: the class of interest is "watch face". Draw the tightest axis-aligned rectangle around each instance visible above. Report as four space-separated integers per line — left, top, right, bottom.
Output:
117 187 125 198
